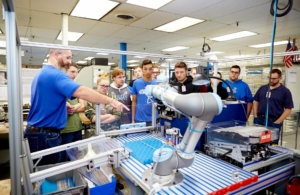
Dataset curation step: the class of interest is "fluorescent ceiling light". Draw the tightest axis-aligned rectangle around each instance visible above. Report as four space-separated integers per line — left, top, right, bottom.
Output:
133 56 145 58
46 54 49 58
71 0 119 20
185 60 199 63
96 52 109 55
166 59 174 61
155 17 205 32
225 55 251 59
127 64 139 67
127 60 139 63
57 31 84 42
20 37 29 41
44 59 47 62
162 46 189 52
196 51 224 55
108 62 115 65
84 57 94 60
126 0 172 9
0 41 6 47
249 41 288 48
210 31 257 42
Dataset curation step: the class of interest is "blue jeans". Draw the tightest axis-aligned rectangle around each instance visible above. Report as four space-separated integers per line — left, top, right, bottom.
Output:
60 130 82 162
253 116 282 144
24 126 62 165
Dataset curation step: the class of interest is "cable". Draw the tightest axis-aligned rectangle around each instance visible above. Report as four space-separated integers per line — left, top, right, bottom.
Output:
270 0 293 17
238 100 249 125
202 37 211 53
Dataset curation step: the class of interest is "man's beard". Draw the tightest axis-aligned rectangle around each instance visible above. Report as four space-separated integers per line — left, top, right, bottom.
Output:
58 58 69 73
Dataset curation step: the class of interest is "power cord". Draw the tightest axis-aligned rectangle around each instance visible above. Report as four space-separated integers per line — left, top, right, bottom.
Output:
270 0 293 17
238 100 249 126
202 37 211 53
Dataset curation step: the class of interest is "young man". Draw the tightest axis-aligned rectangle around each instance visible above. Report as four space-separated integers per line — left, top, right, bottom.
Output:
24 49 128 165
223 65 253 118
108 67 131 124
129 65 143 87
173 62 200 94
132 59 157 126
61 63 85 161
152 65 160 79
190 67 197 78
253 69 293 144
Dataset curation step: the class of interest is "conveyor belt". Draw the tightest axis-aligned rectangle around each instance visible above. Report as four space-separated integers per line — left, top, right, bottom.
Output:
116 133 258 195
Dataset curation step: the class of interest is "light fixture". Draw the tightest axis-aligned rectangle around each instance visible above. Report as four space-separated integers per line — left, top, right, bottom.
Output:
154 17 205 32
192 66 236 101
127 64 139 67
196 51 224 55
0 41 6 47
84 57 94 60
210 31 257 42
0 29 3 34
127 60 139 63
249 41 288 48
96 53 109 55
20 37 29 41
225 55 251 59
71 0 119 20
166 59 174 61
57 31 84 42
162 46 189 52
108 62 115 65
44 59 47 62
126 0 172 9
133 56 145 58
76 60 87 64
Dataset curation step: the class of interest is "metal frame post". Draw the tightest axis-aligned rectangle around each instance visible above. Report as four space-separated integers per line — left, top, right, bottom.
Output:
3 1 23 193
152 103 156 127
22 139 33 173
95 104 101 135
120 42 127 72
20 154 34 195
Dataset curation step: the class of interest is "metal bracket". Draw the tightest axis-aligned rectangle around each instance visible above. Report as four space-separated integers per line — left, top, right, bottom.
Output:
87 160 95 171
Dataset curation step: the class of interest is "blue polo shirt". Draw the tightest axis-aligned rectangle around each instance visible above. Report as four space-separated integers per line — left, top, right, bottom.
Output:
223 79 253 103
27 65 81 129
254 84 293 117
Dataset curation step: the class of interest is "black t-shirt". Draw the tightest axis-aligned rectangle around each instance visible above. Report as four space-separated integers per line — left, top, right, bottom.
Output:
174 76 200 94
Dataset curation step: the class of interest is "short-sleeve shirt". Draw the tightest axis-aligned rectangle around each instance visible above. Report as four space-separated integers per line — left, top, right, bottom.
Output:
254 84 293 117
132 78 157 122
27 65 80 129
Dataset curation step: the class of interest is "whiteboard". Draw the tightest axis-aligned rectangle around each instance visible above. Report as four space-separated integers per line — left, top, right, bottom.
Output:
285 66 300 111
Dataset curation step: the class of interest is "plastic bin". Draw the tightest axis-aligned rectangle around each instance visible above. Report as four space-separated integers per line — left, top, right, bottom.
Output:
87 177 116 195
35 163 86 195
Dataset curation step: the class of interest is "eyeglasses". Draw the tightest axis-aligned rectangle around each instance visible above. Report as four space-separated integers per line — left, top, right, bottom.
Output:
230 71 240 74
268 77 279 80
115 76 126 79
99 85 110 89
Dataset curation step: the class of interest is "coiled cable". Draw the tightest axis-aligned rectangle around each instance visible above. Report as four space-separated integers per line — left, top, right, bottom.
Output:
202 37 211 53
270 0 293 17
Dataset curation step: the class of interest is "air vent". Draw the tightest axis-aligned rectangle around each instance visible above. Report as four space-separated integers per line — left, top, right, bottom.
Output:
116 14 135 20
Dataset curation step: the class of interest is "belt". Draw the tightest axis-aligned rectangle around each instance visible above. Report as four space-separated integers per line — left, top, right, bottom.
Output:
258 113 279 119
27 125 60 133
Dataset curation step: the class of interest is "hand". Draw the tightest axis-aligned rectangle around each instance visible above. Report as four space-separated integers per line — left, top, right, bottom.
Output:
66 104 75 114
274 121 281 124
110 99 130 112
132 120 135 123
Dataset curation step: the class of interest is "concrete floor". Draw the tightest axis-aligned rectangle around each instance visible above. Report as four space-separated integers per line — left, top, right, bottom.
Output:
280 128 300 150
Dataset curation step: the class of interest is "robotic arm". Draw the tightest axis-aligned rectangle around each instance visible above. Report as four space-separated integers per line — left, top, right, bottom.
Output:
144 85 223 186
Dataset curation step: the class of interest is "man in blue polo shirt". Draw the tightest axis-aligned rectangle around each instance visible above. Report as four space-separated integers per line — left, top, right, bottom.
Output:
132 59 157 126
253 69 293 144
25 49 128 165
223 65 253 118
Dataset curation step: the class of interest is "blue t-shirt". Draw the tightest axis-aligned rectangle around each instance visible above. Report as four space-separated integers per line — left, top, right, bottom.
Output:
27 65 80 129
223 79 253 103
254 84 293 117
132 78 157 122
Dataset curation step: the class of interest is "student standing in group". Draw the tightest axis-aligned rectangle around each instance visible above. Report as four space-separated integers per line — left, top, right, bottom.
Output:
152 65 161 79
60 63 85 161
223 65 253 118
173 62 200 94
108 67 131 124
132 59 157 126
129 65 143 87
207 72 228 100
253 69 293 144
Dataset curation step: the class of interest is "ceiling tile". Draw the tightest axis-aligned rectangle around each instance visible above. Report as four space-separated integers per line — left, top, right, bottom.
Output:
30 10 62 30
15 8 31 26
30 0 77 15
160 0 223 15
130 11 182 29
97 37 126 46
275 27 300 37
14 0 30 9
212 3 270 24
76 34 107 44
101 3 154 25
68 16 98 33
151 34 187 44
31 27 60 39
175 21 225 36
130 30 168 41
87 22 125 36
110 26 147 39
189 0 270 20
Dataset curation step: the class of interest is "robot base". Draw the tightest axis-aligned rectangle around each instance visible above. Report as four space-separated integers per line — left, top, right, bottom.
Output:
142 168 184 187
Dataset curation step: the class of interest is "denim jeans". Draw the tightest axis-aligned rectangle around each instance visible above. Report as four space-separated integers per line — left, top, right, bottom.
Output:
253 116 282 144
24 126 62 165
60 130 82 162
